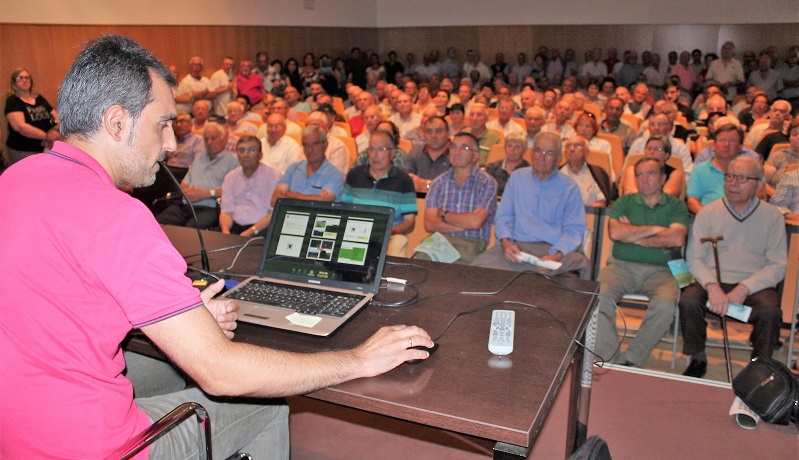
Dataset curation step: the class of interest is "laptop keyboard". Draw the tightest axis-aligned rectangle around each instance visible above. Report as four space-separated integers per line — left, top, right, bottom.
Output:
227 279 364 317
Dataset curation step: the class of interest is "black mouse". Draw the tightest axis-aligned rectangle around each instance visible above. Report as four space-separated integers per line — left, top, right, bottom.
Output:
405 342 439 364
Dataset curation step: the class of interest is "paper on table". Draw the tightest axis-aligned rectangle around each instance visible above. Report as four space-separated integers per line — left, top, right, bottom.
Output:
413 232 461 263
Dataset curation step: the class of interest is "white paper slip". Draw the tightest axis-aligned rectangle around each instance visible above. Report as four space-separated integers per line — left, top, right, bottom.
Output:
705 300 752 323
517 251 562 270
287 312 323 328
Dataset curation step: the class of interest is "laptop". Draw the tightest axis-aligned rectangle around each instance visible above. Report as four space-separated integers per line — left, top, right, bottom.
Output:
222 198 395 336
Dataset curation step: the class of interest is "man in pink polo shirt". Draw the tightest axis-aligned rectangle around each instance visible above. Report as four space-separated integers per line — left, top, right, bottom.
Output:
0 35 432 459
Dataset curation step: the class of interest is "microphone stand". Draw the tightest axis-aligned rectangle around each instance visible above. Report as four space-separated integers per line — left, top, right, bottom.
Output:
159 161 215 282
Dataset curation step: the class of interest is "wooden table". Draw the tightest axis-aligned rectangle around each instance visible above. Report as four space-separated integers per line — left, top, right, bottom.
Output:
162 225 600 459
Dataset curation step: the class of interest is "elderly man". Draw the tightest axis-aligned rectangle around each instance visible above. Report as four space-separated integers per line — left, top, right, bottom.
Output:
260 98 302 137
175 56 213 114
388 93 422 139
629 113 694 180
594 157 690 367
259 113 303 174
210 56 236 116
348 91 374 138
405 116 452 192
464 103 502 166
471 132 589 277
746 99 792 150
485 132 530 195
404 105 441 152
542 98 577 141
0 35 432 458
687 123 749 214
355 104 384 153
600 97 637 154
284 86 310 113
748 54 783 101
165 112 204 177
191 99 211 133
624 83 652 121
524 106 546 148
340 129 417 257
156 122 240 229
559 135 616 207
225 101 258 136
235 59 264 114
303 110 350 174
680 156 786 378
219 135 282 237
271 125 344 204
706 41 745 102
487 98 525 137
422 132 498 264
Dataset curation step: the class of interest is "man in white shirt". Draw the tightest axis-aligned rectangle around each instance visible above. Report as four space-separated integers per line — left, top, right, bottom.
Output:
176 56 213 114
210 56 236 116
260 113 303 174
706 41 745 102
542 98 577 141
306 110 350 174
356 105 385 153
388 93 422 139
486 98 524 137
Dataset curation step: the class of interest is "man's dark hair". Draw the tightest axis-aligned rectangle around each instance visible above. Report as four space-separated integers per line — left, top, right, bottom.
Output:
452 131 479 148
424 115 449 130
58 34 175 139
236 135 262 151
646 135 672 158
635 157 666 176
716 123 744 143
371 129 398 149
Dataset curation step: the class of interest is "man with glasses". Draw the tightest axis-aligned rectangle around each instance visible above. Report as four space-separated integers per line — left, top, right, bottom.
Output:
271 125 344 204
629 112 694 181
340 129 417 256
165 112 204 176
219 136 281 236
422 132 498 264
679 156 786 378
594 157 689 368
156 122 239 229
471 132 589 277
355 105 384 153
687 123 747 214
559 136 616 207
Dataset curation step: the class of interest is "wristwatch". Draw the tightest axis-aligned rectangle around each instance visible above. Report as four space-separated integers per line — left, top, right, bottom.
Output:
209 189 216 198
251 226 260 235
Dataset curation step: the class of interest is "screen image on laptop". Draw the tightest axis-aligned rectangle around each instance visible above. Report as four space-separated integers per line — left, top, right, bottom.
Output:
258 199 394 294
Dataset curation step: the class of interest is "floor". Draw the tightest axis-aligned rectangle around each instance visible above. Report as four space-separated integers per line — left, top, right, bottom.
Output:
287 304 799 459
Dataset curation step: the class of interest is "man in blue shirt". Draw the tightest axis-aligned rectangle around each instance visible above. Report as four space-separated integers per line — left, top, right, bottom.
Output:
471 132 589 277
271 125 344 205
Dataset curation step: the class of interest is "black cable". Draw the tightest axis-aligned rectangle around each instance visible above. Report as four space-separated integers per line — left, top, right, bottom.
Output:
384 260 430 285
370 282 420 307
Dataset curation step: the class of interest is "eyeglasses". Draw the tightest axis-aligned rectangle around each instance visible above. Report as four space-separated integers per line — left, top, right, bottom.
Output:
236 147 260 155
532 147 557 157
450 143 477 152
645 146 666 152
565 142 586 150
302 141 325 149
15 75 31 81
364 114 381 120
723 173 760 184
367 146 394 154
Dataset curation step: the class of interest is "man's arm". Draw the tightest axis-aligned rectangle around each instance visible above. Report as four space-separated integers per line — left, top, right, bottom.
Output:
392 213 416 235
219 212 234 234
687 196 703 214
425 207 490 233
240 212 273 238
142 303 432 398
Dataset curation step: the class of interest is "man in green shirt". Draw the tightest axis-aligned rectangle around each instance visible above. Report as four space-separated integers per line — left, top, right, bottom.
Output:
594 157 690 367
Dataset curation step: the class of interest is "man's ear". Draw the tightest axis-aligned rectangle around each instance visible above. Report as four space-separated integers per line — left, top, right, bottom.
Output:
102 104 127 142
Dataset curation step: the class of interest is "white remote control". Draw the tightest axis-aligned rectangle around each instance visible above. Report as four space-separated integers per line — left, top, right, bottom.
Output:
488 309 515 355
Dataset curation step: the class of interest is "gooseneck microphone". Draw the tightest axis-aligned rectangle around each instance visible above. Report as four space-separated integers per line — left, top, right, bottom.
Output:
159 161 212 275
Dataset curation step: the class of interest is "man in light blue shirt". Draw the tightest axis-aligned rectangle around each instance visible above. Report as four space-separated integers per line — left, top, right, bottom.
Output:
271 125 344 204
471 132 589 277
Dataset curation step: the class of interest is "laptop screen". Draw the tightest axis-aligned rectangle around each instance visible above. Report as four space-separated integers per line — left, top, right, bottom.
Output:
258 199 395 293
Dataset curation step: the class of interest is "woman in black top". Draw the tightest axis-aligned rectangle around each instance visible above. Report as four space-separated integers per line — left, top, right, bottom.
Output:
5 68 58 164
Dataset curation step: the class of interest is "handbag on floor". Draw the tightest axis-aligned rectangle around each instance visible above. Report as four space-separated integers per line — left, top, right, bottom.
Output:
732 357 799 428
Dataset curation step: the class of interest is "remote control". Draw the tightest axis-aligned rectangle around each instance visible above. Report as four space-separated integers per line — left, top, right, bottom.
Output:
488 309 515 355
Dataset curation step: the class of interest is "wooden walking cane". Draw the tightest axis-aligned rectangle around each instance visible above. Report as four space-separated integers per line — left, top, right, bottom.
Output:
700 236 734 383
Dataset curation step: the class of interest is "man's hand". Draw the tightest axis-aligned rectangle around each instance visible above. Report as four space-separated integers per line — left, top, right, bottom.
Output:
410 174 430 193
706 283 729 317
501 239 521 263
726 284 750 307
200 279 239 339
352 325 433 378
184 185 209 203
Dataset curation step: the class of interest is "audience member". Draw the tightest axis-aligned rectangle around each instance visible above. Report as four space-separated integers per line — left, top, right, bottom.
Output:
271 125 344 204
259 113 303 174
559 135 616 207
485 132 530 196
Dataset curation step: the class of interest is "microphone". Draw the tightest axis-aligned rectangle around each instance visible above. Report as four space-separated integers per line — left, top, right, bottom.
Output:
158 161 213 282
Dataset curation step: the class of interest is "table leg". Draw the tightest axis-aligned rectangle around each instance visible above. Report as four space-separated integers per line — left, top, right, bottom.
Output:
493 441 528 459
566 305 598 457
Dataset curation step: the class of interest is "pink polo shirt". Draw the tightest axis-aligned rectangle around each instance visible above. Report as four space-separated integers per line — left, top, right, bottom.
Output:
0 142 202 458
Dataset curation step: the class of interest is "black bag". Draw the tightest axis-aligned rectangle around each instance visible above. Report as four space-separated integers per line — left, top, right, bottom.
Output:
732 357 799 427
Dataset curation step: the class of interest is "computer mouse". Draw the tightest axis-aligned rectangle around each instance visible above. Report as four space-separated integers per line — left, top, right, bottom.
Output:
405 342 439 365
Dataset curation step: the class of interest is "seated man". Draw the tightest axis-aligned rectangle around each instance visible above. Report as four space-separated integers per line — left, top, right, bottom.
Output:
542 98 577 141
628 113 694 181
745 99 791 150
771 168 799 223
259 112 303 174
594 157 690 367
422 132 498 264
355 104 384 153
463 103 503 166
405 116 452 192
471 132 589 277
219 135 282 237
388 92 422 139
271 125 344 204
340 129 417 257
404 105 441 152
687 123 746 214
524 106 546 148
620 135 685 198
680 156 786 378
165 112 204 177
600 97 637 154
486 98 525 137
558 135 616 207
0 34 432 459
305 110 350 175
156 122 239 229
225 101 258 137
693 116 759 164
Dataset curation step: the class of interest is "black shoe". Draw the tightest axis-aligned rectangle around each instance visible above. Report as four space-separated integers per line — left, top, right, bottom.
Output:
682 359 707 378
